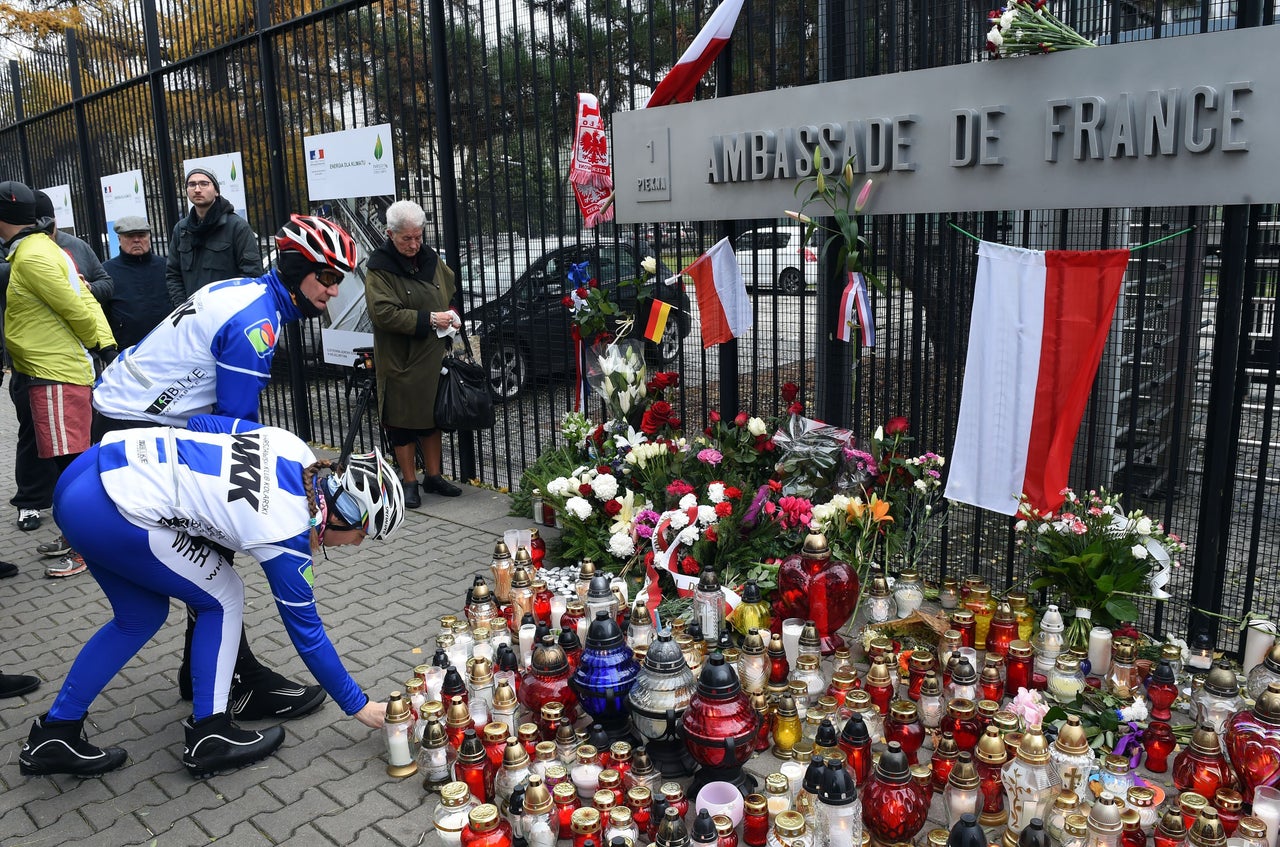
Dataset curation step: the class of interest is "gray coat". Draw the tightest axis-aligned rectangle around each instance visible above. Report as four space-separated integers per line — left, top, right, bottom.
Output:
165 197 262 306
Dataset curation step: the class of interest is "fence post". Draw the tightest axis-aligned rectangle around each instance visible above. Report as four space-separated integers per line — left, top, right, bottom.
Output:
255 0 311 442
65 31 106 259
1187 0 1263 654
428 0 475 481
8 61 32 184
715 27 740 418
141 0 179 231
815 0 854 427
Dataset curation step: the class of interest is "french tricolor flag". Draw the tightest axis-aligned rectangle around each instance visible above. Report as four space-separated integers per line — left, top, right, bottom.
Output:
945 241 1130 516
684 237 753 348
645 0 745 108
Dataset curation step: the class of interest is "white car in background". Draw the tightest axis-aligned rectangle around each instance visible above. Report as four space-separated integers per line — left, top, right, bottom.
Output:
733 225 820 295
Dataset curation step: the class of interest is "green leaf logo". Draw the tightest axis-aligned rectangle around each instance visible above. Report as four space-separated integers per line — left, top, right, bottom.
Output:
374 135 384 160
230 163 237 181
134 178 139 193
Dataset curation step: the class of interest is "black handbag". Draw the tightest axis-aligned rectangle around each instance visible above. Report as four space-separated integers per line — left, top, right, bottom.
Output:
434 332 495 431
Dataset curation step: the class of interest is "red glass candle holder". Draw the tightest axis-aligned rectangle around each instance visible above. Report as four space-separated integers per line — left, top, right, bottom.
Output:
986 615 1019 659
861 742 931 844
1173 726 1238 800
1147 661 1179 722
1142 720 1176 773
886 701 926 765
1006 643 1034 693
943 700 983 753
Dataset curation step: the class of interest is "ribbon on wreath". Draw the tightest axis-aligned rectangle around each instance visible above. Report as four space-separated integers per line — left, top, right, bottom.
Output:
643 507 743 615
569 93 615 227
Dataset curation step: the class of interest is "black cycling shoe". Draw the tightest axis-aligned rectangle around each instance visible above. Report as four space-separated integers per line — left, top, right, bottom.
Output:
182 712 285 778
422 475 462 497
403 481 421 509
19 714 128 777
229 668 327 721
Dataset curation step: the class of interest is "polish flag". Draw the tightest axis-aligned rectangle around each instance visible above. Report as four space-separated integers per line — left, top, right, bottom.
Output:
683 237 753 348
645 0 745 108
945 241 1130 516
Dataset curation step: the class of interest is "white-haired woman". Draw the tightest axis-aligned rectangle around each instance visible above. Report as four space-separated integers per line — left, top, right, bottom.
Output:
363 200 462 507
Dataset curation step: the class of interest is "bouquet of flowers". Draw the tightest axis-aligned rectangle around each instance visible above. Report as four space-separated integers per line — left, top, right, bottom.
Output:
1017 487 1185 628
586 338 647 424
785 145 877 280
853 417 949 571
772 412 855 500
546 464 648 566
811 492 895 566
985 0 1096 58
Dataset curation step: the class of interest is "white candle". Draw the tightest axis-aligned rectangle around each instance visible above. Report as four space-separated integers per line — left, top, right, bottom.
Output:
551 595 568 630
468 698 490 729
472 641 495 665
781 618 805 667
1253 786 1280 847
1245 621 1277 676
577 616 589 646
520 623 538 668
779 760 805 799
386 725 413 766
1088 626 1113 677
423 667 445 702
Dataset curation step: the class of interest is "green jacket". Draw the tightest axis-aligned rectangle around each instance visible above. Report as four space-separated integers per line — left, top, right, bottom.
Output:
4 229 114 385
364 239 456 430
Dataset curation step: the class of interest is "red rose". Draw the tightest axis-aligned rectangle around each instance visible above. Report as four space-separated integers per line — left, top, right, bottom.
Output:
725 486 743 500
788 401 804 415
576 286 589 299
669 417 681 429
641 401 672 436
578 483 593 496
781 382 799 403
884 416 910 436
590 425 605 446
734 412 749 428
590 278 599 288
715 501 733 518
709 410 721 423
604 500 623 516
763 439 775 452
562 295 573 308
597 465 612 475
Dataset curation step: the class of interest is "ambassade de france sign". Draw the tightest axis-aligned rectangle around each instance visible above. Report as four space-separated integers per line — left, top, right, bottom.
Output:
612 26 1278 222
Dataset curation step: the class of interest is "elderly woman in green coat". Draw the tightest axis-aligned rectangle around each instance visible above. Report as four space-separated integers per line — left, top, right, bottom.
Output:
363 200 462 507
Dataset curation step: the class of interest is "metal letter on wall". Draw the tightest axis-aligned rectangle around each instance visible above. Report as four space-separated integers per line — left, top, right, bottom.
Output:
613 27 1279 221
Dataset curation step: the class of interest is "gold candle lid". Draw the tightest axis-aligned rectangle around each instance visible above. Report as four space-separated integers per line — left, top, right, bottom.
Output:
598 768 621 788
1127 786 1156 808
440 780 470 806
1190 808 1227 847
765 773 789 794
1065 815 1089 838
385 691 411 723
483 723 509 744
535 740 557 761
1180 792 1209 814
1055 715 1091 755
468 804 501 832
576 745 599 763
948 698 977 718
1214 788 1243 811
610 807 634 827
774 811 807 838
628 785 652 805
796 654 820 671
593 789 616 811
502 737 530 768
976 726 1008 764
518 722 540 742
570 806 602 834
928 830 949 847
744 793 767 814
553 781 577 802
492 680 517 709
1009 640 1034 658
524 775 553 815
1239 818 1268 840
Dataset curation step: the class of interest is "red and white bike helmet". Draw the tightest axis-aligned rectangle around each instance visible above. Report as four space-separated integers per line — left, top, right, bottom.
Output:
276 214 357 273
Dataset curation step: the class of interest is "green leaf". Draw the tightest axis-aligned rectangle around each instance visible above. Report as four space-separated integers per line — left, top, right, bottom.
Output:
1105 596 1140 622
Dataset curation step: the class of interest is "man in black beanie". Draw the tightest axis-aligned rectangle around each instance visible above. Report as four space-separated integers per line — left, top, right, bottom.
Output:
165 167 261 306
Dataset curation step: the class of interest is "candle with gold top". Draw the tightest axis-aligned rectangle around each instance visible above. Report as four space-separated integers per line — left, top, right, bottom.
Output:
490 541 513 604
1000 726 1058 847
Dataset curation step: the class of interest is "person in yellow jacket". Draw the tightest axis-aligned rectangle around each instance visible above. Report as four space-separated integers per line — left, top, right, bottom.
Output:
0 181 115 578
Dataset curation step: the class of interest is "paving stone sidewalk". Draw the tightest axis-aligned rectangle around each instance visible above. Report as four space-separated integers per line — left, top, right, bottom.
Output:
0 393 523 846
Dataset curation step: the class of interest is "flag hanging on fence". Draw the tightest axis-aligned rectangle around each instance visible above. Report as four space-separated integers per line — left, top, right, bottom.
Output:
569 93 614 226
644 299 674 343
945 241 1130 516
684 237 753 348
836 272 875 346
645 0 746 108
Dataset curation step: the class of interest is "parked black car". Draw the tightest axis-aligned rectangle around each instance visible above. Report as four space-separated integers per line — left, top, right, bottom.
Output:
467 240 691 400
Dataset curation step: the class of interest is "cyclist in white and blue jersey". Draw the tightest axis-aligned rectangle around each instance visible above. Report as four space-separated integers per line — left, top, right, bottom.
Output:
18 414 405 778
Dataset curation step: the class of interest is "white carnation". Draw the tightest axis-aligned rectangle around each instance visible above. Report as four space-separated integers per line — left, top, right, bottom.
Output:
707 483 726 503
1119 699 1149 723
697 505 717 525
545 477 572 498
591 474 619 501
565 496 592 521
987 25 1004 47
676 526 700 547
679 493 698 510
608 533 636 558
669 510 689 530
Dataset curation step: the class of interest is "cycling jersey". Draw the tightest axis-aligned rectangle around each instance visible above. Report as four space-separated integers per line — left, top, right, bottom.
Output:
49 415 366 719
92 271 301 426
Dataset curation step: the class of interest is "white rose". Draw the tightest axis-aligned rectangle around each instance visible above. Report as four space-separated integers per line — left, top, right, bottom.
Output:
608 533 636 558
1015 520 1028 531
565 496 593 521
1131 544 1149 560
1135 516 1153 536
914 479 928 492
747 417 767 436
679 493 698 510
641 256 658 275
591 474 619 501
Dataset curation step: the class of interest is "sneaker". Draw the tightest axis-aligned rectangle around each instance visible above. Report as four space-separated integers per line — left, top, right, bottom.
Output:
0 673 40 698
17 509 41 531
37 535 71 558
422 475 462 497
403 480 421 509
229 667 327 721
19 713 128 777
182 711 285 778
45 553 87 578
0 561 17 579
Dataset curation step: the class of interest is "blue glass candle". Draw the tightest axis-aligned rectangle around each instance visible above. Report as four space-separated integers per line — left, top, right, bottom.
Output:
572 611 641 740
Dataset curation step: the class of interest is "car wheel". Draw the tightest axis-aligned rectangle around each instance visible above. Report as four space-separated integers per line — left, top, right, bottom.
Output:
485 341 526 401
778 267 805 295
653 316 682 364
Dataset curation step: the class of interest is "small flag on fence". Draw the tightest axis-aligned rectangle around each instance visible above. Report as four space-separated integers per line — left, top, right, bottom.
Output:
836 272 875 346
644 299 674 343
683 237 753 348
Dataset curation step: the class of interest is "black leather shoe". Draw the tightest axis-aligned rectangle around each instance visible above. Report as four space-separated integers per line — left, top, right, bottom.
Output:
403 481 421 509
422 475 462 497
229 667 326 721
19 714 128 777
182 712 285 778
0 561 18 579
0 673 39 698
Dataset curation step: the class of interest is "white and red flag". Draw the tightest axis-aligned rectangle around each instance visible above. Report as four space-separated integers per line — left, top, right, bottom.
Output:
945 241 1130 516
645 0 746 108
683 237 753 348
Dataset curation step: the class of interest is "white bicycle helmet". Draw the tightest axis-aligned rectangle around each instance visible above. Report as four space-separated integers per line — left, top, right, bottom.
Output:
320 448 405 540
276 214 358 273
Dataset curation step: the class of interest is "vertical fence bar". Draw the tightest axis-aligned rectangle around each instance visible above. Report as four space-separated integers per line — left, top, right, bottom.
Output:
429 0 474 480
65 32 105 258
141 0 178 230
8 61 32 183
257 0 311 441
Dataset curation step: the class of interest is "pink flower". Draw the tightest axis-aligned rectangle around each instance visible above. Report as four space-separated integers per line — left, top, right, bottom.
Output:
1009 687 1049 729
697 448 724 466
777 495 813 530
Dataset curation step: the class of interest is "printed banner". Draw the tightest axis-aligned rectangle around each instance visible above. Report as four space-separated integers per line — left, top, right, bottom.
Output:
303 124 396 201
39 184 75 233
100 170 148 258
183 152 248 219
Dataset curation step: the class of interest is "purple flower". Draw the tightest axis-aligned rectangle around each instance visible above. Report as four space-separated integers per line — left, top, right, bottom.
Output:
742 485 771 528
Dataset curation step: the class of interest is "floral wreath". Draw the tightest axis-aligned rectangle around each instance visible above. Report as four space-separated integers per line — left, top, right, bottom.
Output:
644 491 742 613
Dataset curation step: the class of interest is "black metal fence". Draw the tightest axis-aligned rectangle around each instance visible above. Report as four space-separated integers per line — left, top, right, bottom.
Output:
2 0 1278 653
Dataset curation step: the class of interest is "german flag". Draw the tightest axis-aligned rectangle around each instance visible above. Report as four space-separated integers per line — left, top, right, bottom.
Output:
644 299 673 343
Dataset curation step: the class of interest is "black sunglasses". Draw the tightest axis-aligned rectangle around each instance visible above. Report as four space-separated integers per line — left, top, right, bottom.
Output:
315 269 344 287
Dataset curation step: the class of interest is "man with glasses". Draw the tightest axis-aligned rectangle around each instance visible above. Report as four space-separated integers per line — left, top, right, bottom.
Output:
91 215 360 722
166 167 261 308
